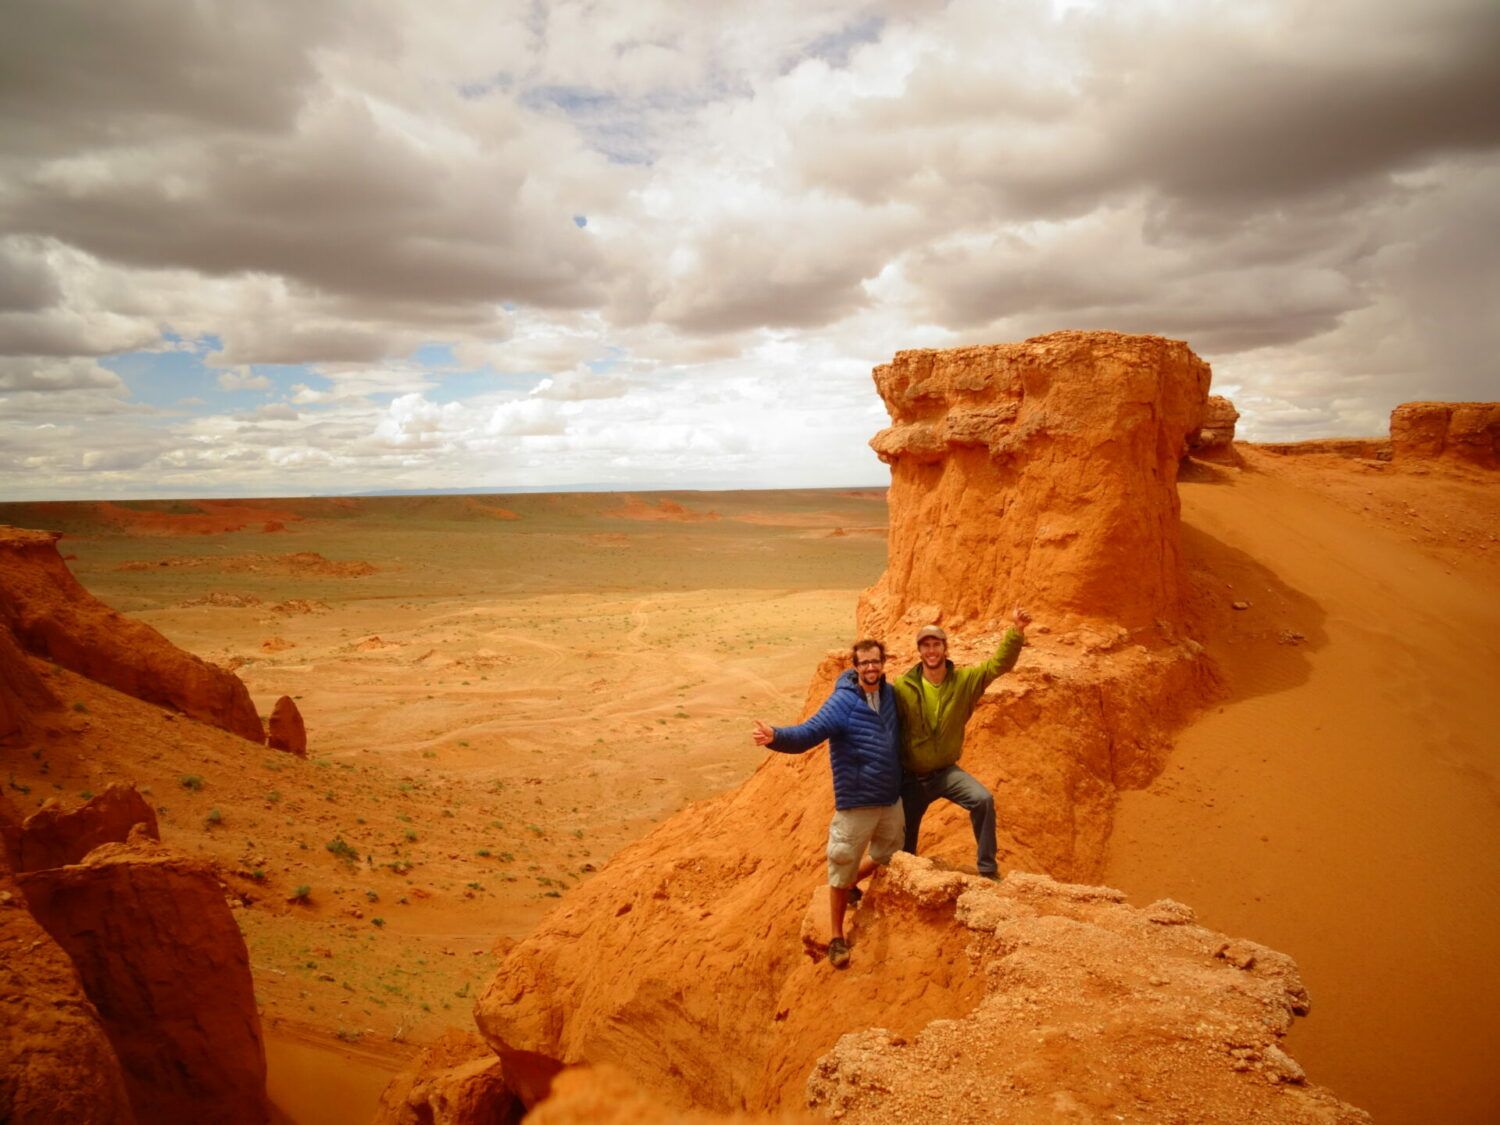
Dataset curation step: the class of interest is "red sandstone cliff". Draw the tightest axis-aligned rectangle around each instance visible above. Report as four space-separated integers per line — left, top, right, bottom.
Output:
1 787 269 1124
0 526 264 742
0 794 136 1125
468 332 1361 1119
863 331 1210 635
0 622 57 742
1389 401 1500 469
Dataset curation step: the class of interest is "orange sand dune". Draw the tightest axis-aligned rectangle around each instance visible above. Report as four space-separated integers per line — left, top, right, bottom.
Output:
1106 447 1500 1124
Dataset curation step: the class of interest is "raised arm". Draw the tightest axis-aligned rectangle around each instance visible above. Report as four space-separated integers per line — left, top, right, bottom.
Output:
974 605 1031 687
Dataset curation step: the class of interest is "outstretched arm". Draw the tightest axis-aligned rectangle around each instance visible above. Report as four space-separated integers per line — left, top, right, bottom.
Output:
752 691 844 755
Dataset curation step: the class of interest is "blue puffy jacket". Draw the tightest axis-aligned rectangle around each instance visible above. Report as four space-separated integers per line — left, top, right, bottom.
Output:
768 668 902 810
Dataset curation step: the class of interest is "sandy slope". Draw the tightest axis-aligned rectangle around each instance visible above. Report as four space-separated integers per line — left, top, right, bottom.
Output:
1104 450 1500 1125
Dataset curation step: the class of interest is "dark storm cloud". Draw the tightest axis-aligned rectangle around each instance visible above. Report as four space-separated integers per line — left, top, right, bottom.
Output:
0 0 342 154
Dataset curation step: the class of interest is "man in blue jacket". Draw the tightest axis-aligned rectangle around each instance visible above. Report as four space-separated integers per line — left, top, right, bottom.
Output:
752 638 903 969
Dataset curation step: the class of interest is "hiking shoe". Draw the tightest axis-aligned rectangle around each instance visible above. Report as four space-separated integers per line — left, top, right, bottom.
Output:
828 937 850 969
848 885 863 907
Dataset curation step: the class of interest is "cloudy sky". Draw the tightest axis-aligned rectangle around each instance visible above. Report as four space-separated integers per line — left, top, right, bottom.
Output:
2 0 1496 499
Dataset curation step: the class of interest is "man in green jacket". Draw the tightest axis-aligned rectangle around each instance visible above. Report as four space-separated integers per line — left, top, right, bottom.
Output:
893 607 1029 880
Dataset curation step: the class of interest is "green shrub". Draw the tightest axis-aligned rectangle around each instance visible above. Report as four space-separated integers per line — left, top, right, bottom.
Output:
326 837 359 864
180 774 204 791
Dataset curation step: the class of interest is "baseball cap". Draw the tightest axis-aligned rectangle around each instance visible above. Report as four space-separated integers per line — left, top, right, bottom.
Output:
915 625 947 643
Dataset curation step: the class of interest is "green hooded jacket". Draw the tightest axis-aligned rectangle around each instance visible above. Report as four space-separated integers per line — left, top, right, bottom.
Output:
893 627 1025 775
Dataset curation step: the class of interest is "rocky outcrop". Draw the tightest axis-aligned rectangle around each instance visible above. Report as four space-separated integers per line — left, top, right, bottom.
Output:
374 1029 522 1125
474 332 1358 1119
802 855 1365 1123
0 526 264 742
0 622 56 741
857 332 1219 877
17 832 268 1124
266 695 307 756
1390 402 1500 469
863 331 1210 635
1191 393 1240 453
0 794 137 1124
15 783 159 873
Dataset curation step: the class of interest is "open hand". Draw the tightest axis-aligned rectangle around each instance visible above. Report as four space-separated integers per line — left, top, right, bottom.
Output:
751 719 775 746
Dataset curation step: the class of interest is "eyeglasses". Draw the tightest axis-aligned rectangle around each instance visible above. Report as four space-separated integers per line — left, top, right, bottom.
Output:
854 658 886 667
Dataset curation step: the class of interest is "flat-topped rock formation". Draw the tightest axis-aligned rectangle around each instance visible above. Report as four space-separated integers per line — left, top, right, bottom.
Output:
863 330 1210 636
1390 401 1500 469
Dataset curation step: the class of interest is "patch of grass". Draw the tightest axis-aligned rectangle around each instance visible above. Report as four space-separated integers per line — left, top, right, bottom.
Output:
289 885 312 903
371 917 386 928
72 701 88 714
180 774 204 791
476 849 491 858
365 890 379 902
404 829 417 843
249 869 266 882
204 808 223 828
79 790 94 801
334 1027 362 1042
326 836 359 864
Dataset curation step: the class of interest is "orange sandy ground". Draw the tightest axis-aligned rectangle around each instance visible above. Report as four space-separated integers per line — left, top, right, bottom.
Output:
2 464 1496 1124
0 489 889 1123
1105 449 1500 1125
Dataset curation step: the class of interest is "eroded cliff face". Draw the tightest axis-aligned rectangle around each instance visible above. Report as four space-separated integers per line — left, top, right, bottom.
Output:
0 794 136 1125
0 526 264 742
1389 402 1500 469
863 331 1210 636
857 332 1220 879
0 622 56 743
463 332 1359 1120
18 833 269 1124
1 787 268 1125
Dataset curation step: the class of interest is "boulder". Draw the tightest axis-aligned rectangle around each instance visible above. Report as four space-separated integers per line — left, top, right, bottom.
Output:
266 695 307 757
0 621 56 741
1191 393 1240 453
1389 402 1500 469
17 837 269 1124
0 527 263 742
15 784 160 873
0 791 136 1124
373 1029 521 1125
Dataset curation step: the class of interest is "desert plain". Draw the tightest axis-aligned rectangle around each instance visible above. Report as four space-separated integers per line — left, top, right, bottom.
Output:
1 443 1497 1123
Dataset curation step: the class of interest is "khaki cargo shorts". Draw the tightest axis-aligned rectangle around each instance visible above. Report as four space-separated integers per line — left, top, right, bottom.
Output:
826 799 904 888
